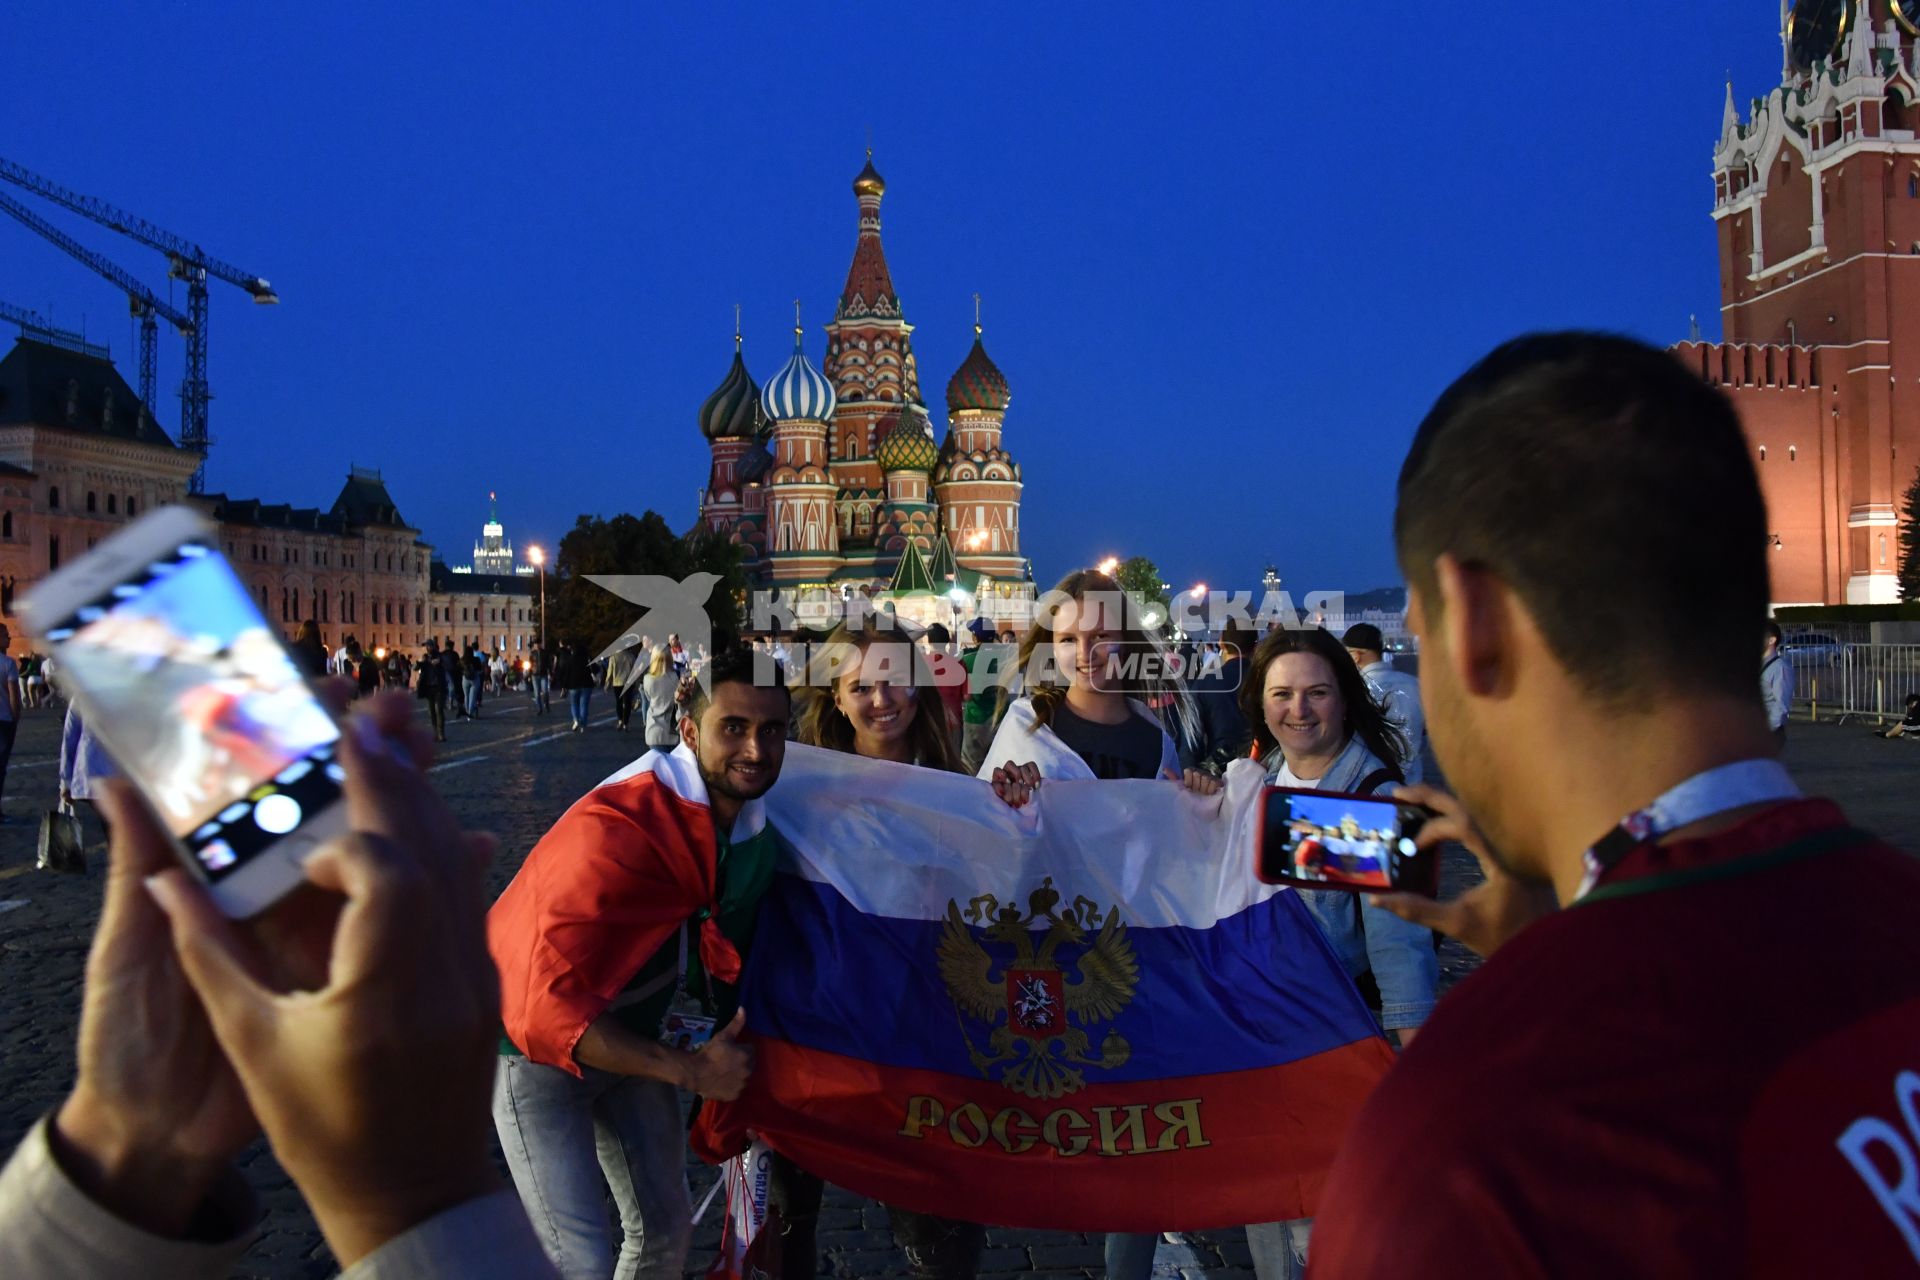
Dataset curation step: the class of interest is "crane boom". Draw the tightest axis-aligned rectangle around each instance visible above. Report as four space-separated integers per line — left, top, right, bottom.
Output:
0 156 278 493
0 190 188 433
0 156 275 299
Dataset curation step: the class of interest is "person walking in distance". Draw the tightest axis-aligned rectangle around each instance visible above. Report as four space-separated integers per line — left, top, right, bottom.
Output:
529 642 552 715
1341 622 1427 785
417 638 449 743
442 639 466 722
1310 333 1920 1276
641 646 680 752
1760 620 1794 751
489 647 791 1279
558 638 594 732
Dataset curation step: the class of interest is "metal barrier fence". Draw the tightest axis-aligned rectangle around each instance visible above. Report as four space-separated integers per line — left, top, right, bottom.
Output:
1790 644 1920 721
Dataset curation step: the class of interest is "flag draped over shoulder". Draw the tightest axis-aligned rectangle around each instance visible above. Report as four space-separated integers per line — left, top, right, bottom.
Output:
694 745 1396 1233
490 746 759 1075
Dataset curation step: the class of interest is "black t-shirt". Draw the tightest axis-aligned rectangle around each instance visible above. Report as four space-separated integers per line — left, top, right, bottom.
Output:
1050 703 1164 780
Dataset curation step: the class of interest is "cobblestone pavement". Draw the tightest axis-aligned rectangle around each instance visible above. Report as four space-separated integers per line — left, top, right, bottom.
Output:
0 701 1912 1277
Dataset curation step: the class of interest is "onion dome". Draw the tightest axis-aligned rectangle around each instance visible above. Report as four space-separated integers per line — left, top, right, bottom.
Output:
946 333 1010 413
760 325 837 423
853 154 886 198
737 440 774 484
699 341 761 440
876 405 938 473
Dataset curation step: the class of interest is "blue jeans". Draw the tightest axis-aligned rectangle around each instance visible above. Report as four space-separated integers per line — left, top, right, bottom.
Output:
1106 1220 1310 1280
570 687 591 725
491 1056 691 1280
465 680 482 718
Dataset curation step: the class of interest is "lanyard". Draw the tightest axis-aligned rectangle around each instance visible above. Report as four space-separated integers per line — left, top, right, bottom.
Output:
1576 758 1801 901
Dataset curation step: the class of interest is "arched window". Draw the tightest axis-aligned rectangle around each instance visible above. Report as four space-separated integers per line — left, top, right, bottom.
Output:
2 512 11 538
1758 445 1767 461
106 494 117 515
47 486 59 510
126 497 136 516
1789 445 1798 461
281 587 290 622
85 492 97 514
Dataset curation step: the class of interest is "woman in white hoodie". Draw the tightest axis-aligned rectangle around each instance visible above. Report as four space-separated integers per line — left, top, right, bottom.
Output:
973 568 1222 1280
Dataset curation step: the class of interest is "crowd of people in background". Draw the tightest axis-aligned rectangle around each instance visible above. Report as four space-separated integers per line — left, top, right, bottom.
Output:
4 333 1920 1276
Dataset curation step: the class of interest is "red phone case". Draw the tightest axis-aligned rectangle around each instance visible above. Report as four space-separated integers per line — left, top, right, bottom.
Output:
1254 784 1437 897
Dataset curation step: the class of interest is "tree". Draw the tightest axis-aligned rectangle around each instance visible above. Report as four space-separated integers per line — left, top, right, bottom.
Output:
1903 462 1920 603
1114 556 1169 611
545 511 749 653
1114 555 1172 632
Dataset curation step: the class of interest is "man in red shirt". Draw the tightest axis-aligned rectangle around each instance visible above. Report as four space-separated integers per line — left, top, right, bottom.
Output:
1309 333 1920 1277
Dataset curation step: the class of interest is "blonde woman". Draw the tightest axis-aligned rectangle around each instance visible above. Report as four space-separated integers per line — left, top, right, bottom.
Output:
640 645 679 751
973 568 1215 1280
770 616 981 1277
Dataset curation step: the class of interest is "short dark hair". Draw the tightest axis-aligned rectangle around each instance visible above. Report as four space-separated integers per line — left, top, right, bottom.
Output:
1395 333 1768 703
1763 619 1783 647
682 645 790 723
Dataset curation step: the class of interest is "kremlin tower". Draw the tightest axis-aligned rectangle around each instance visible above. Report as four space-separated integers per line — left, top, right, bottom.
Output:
1676 0 1920 604
697 156 1033 622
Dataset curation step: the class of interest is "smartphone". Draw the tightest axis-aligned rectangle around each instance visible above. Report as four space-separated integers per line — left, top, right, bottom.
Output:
21 505 346 917
1255 785 1438 896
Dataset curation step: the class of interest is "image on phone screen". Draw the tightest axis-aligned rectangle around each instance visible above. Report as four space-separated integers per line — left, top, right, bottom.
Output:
1264 791 1416 890
42 541 342 882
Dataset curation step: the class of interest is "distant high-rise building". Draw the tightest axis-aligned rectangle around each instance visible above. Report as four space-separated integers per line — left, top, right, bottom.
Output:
459 491 531 577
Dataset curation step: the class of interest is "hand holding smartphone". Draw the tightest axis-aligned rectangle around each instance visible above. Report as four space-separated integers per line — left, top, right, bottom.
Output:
21 506 347 917
1255 785 1440 898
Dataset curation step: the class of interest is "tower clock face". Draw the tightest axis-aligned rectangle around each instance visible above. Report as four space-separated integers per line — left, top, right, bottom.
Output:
1896 0 1920 37
1789 0 1852 72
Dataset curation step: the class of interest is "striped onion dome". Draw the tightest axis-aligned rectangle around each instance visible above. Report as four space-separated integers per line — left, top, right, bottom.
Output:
876 405 938 473
760 327 837 423
699 343 760 440
946 335 1011 412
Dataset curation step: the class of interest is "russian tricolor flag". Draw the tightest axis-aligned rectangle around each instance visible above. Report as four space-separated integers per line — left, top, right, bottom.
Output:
696 746 1396 1232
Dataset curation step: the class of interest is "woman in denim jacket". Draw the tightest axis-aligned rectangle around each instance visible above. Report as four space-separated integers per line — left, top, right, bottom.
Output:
1230 626 1439 1279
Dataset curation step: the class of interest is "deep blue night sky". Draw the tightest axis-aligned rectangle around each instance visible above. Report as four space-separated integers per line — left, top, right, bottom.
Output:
5 3 1786 597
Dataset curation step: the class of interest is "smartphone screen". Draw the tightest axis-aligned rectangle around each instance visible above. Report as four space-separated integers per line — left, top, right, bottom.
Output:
41 539 342 882
1257 787 1435 895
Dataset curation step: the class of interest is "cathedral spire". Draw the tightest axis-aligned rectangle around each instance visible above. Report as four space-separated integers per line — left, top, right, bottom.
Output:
840 151 901 321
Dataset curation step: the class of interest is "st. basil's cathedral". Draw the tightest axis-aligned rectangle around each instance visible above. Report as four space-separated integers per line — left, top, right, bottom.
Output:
695 156 1034 624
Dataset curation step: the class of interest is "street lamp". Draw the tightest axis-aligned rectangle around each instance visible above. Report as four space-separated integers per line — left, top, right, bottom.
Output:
528 545 547 648
1097 556 1120 577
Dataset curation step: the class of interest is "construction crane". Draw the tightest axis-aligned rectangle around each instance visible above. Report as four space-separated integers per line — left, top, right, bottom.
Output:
0 190 191 435
0 299 112 360
0 156 277 492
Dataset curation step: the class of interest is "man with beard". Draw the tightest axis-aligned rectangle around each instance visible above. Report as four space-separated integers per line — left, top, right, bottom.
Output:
488 646 790 1279
1310 334 1920 1277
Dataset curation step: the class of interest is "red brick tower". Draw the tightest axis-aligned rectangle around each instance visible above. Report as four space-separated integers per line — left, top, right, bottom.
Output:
933 309 1025 583
1678 0 1920 603
823 154 922 551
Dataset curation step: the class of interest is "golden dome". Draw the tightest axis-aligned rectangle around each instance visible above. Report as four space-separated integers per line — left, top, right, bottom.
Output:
853 154 886 198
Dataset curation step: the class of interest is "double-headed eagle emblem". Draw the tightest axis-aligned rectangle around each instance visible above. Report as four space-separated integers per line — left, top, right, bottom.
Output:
936 877 1139 1100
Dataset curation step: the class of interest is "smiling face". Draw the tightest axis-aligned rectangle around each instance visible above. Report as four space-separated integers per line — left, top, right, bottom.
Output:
682 678 789 808
1261 650 1347 768
1049 598 1123 693
832 641 919 757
